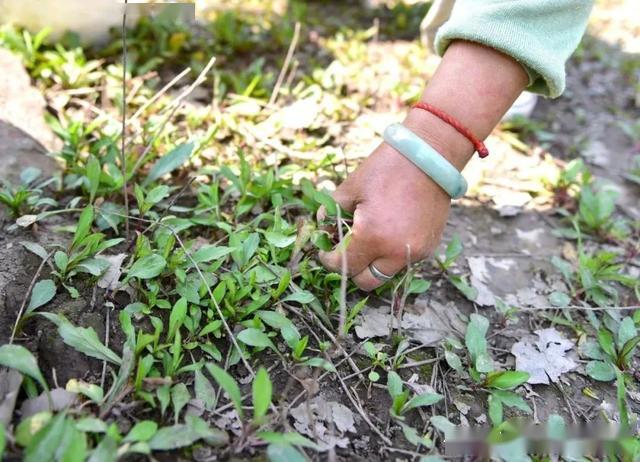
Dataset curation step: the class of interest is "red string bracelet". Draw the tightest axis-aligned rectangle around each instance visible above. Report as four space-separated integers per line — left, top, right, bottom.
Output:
413 102 489 158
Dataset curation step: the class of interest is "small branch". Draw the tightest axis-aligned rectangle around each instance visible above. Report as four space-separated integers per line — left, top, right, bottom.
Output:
130 57 216 178
269 22 301 106
337 205 348 340
10 250 55 344
121 0 130 239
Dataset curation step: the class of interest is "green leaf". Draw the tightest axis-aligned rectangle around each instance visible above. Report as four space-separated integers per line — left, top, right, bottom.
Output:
194 368 217 410
492 390 532 414
75 417 107 434
76 258 111 276
282 290 316 304
267 444 306 462
387 371 403 399
86 155 100 203
444 350 463 373
597 328 616 360
144 185 169 206
408 278 431 295
39 313 121 365
21 241 49 260
71 205 94 249
171 383 190 424
404 392 443 411
585 360 616 382
444 234 463 264
430 416 455 439
619 335 640 367
549 291 571 308
206 363 244 418
617 317 637 349
26 279 56 314
88 435 117 462
143 142 195 186
237 328 277 351
126 254 166 280
148 425 201 451
265 231 296 249
168 298 187 342
24 412 67 462
252 367 272 421
485 371 529 390
1 420 6 457
192 245 234 263
488 394 503 425
16 412 53 447
0 344 48 391
465 314 489 364
448 274 478 301
66 379 104 402
124 421 158 443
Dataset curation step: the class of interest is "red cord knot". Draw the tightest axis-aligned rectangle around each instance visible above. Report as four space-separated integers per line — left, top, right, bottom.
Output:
413 102 489 159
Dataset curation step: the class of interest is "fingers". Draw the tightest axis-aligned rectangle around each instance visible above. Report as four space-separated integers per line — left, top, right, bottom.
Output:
318 211 374 277
316 183 357 224
352 256 405 292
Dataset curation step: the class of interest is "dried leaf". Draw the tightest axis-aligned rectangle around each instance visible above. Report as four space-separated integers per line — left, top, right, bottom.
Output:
511 328 577 384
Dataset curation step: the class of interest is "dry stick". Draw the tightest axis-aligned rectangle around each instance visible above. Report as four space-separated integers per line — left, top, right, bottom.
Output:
284 303 365 382
337 205 348 340
121 0 130 239
129 67 191 122
10 250 55 344
130 57 216 177
100 302 111 390
269 21 301 107
335 367 392 445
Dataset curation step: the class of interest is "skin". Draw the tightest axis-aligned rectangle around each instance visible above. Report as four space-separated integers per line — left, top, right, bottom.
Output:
319 40 530 291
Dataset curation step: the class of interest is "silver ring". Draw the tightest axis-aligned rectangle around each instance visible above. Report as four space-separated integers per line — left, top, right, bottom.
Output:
368 263 394 282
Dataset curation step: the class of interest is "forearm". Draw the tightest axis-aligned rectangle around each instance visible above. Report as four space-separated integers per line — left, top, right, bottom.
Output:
403 40 529 171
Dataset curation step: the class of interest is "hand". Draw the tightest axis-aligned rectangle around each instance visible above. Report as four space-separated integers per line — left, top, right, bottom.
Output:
317 41 530 290
318 138 452 291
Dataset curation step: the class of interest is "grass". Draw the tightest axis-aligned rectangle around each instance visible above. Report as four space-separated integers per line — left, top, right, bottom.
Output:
0 2 639 461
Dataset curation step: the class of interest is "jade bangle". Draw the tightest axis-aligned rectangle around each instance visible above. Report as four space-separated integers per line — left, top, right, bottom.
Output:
383 123 467 199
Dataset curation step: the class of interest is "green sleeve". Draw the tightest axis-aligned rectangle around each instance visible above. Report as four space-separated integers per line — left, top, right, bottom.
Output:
434 0 594 98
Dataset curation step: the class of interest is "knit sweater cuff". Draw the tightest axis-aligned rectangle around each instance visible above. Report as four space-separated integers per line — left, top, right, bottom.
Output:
434 0 593 98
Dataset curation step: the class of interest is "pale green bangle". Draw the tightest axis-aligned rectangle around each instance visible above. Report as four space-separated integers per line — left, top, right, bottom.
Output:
383 123 467 199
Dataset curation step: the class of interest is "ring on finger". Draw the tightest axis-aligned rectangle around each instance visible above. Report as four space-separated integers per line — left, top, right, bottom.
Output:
368 263 394 282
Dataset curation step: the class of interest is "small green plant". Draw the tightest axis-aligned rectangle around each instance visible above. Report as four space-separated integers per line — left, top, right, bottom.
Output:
435 235 478 301
464 314 531 425
0 168 55 218
583 317 640 382
552 248 636 307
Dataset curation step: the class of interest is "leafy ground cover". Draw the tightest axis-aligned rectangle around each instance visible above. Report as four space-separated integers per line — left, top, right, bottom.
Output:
0 0 639 460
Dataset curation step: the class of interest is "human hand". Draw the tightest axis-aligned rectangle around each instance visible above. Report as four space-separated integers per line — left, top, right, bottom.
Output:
318 132 452 291
317 41 530 290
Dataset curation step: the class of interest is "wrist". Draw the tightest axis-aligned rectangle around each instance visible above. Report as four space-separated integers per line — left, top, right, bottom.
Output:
402 108 474 172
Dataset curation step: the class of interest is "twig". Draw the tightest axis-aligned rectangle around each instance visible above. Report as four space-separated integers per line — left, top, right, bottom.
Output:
129 67 191 122
269 22 301 106
335 365 392 445
10 250 55 344
337 205 348 340
522 305 640 311
130 57 216 178
121 0 130 239
397 356 442 370
101 302 111 390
